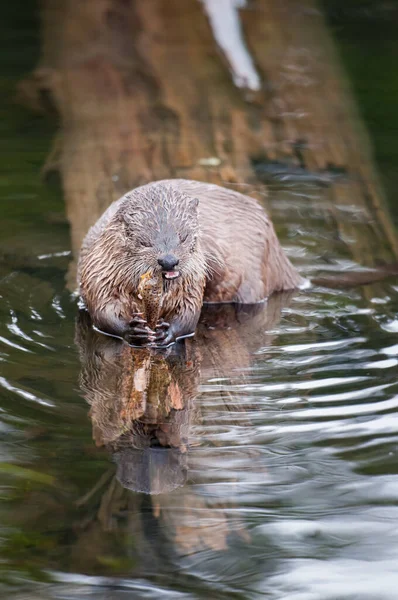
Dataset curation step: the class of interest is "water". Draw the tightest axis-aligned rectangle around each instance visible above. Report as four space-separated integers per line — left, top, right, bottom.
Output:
1 2 398 599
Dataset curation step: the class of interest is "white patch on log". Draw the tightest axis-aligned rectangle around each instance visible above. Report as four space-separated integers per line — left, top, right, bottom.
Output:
201 0 261 91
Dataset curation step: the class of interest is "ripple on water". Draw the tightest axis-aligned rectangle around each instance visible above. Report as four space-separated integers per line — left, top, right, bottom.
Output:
0 256 397 600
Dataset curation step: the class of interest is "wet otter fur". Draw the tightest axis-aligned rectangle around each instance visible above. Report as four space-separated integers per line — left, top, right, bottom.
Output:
78 179 303 346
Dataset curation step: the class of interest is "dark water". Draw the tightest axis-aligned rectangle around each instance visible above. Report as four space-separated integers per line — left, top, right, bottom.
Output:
323 0 398 226
1 2 398 599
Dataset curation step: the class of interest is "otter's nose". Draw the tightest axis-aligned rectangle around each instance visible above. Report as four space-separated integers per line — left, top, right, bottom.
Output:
158 254 179 271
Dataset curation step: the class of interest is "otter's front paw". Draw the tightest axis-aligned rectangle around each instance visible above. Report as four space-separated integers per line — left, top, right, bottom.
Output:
124 313 155 347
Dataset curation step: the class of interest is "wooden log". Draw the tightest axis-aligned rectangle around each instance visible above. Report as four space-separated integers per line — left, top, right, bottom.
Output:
18 0 397 291
240 0 398 269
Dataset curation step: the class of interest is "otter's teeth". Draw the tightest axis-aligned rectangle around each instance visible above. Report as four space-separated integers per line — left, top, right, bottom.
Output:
164 270 180 280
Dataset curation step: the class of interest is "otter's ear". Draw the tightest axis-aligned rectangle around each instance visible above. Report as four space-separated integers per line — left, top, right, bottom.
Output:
117 210 132 226
188 197 199 214
117 194 139 224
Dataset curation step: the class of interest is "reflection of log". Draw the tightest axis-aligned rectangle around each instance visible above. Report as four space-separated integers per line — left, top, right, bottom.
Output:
18 0 397 291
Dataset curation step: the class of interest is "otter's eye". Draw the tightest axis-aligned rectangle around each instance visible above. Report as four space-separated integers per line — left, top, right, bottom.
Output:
180 233 189 244
140 240 152 248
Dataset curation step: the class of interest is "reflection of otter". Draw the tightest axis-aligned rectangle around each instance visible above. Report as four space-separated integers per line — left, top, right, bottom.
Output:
76 310 200 494
76 292 294 495
78 180 303 347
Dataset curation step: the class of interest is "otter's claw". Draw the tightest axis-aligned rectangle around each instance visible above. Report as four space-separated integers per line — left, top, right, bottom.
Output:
129 314 147 327
150 320 173 347
124 313 155 346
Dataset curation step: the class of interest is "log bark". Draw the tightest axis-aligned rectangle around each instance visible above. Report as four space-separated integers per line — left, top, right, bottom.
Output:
18 0 398 291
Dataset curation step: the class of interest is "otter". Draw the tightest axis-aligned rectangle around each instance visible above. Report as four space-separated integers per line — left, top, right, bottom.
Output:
78 179 304 346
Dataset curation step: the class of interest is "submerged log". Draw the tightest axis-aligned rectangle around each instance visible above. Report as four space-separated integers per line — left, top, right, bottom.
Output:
18 0 398 290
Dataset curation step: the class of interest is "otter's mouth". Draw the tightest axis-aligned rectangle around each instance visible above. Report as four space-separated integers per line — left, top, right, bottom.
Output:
162 270 180 280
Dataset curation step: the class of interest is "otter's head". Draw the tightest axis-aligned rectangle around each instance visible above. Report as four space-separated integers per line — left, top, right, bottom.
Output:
119 184 204 284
